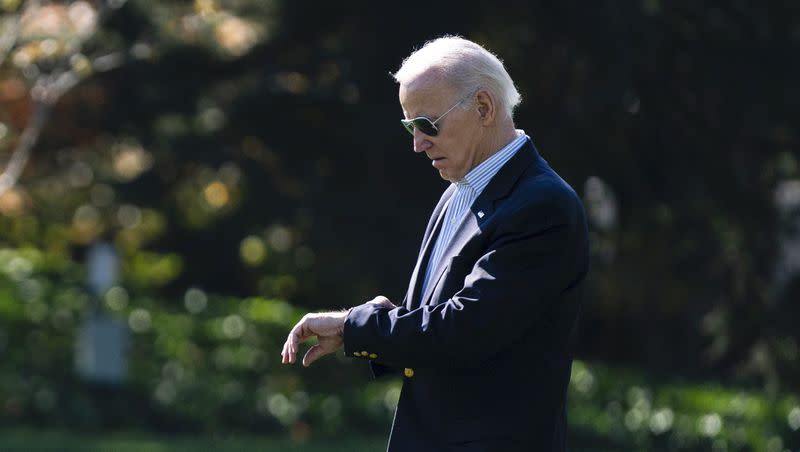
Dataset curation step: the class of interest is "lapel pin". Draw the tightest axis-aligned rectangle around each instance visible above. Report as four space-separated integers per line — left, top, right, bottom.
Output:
477 211 485 219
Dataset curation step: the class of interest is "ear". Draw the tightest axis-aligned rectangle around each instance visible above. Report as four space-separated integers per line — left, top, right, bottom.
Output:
475 89 496 125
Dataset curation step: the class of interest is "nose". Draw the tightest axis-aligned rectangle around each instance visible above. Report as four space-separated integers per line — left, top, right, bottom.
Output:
413 129 432 153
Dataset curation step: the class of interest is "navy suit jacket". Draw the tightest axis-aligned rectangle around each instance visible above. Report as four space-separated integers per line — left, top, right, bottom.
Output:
344 139 589 451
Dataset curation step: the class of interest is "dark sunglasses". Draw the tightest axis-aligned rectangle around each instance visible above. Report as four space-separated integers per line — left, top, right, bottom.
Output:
401 94 470 137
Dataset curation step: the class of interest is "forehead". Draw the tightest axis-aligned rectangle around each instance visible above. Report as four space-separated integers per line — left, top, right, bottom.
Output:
399 73 456 117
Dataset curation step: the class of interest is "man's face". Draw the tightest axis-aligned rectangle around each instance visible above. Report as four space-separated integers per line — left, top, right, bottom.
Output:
399 76 480 182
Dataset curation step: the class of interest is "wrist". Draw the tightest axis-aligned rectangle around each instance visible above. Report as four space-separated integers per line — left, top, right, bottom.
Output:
336 307 352 336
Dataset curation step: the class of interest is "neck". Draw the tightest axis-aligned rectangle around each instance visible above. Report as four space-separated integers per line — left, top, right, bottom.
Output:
472 121 518 169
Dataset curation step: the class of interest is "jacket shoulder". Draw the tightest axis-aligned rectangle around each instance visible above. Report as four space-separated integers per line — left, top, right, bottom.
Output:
505 165 585 225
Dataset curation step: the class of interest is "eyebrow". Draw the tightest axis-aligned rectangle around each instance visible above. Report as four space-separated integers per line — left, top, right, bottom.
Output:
404 111 435 120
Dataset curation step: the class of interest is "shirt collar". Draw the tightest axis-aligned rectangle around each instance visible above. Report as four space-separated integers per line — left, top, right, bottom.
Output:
457 130 528 195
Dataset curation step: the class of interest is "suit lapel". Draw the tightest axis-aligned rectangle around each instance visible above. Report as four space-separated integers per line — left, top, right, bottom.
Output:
405 184 456 310
419 139 540 307
419 208 479 307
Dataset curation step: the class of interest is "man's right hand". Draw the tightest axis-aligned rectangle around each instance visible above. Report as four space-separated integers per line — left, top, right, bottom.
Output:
365 295 397 310
280 295 396 367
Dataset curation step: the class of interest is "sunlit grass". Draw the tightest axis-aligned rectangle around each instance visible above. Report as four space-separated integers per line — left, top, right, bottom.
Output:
0 429 387 452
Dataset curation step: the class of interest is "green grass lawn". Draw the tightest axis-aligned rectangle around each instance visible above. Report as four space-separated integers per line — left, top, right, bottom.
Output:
0 429 388 452
0 429 632 452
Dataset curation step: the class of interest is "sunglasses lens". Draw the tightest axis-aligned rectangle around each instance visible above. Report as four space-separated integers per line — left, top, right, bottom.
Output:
401 120 415 135
400 118 439 137
414 119 438 136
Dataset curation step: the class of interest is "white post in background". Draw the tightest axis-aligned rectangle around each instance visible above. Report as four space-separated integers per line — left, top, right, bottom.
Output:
773 180 800 302
75 241 129 384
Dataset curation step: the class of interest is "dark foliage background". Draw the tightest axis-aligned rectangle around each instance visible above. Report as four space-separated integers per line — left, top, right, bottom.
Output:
1 0 798 449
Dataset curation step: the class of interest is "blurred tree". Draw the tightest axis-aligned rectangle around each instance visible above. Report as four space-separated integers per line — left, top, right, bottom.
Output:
0 0 130 196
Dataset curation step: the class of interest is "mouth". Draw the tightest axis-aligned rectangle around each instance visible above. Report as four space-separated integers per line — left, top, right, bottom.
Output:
430 157 446 168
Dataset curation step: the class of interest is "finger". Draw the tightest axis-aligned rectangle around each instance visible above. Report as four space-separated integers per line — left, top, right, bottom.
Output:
285 334 303 364
281 340 290 364
286 321 307 364
288 338 296 364
303 344 325 367
284 330 297 363
289 335 309 364
282 339 292 364
368 295 396 309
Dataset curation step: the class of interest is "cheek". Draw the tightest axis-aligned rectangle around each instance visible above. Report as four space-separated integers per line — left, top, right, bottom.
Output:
445 137 467 161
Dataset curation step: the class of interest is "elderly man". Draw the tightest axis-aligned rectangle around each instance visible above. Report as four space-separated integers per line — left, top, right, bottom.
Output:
281 36 588 451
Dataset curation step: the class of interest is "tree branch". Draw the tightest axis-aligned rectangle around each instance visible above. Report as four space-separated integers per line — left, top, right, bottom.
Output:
0 0 131 197
0 14 19 67
0 101 52 196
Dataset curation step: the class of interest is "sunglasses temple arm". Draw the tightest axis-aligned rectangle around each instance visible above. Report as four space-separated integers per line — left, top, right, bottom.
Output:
432 103 457 125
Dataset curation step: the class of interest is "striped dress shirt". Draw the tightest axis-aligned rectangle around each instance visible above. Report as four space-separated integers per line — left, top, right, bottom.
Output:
420 131 529 297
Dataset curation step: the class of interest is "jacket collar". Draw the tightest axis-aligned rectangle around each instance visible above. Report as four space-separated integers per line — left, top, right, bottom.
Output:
469 137 538 220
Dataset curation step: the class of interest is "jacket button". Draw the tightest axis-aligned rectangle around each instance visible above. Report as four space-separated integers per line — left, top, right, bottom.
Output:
369 353 378 359
403 367 414 378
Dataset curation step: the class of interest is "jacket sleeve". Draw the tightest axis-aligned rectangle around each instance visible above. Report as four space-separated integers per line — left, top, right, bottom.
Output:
343 186 587 370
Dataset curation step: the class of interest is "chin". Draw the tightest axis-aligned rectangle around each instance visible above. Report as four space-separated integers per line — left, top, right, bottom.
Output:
440 169 465 182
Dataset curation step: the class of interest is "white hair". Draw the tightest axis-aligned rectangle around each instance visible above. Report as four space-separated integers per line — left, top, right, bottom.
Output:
392 35 522 119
